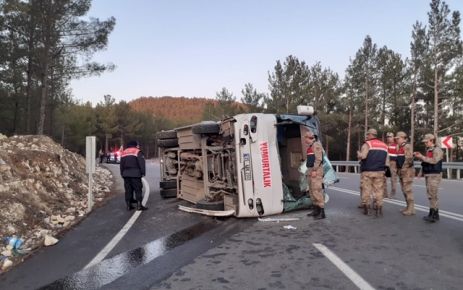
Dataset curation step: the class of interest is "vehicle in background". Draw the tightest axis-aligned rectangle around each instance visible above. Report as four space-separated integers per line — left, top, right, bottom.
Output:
106 149 122 164
156 105 338 217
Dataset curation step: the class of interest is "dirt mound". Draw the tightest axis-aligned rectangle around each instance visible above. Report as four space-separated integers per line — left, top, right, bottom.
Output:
0 134 113 272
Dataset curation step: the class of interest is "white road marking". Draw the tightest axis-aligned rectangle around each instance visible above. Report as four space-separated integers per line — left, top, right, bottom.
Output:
313 243 375 290
329 186 463 222
83 177 150 269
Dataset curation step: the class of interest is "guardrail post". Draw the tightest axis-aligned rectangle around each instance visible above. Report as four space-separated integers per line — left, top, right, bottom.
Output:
458 169 460 180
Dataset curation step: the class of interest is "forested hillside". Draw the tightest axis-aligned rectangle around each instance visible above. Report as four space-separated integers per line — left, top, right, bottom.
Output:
129 96 214 127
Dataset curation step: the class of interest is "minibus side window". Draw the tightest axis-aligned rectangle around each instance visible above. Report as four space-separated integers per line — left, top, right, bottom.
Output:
250 116 257 133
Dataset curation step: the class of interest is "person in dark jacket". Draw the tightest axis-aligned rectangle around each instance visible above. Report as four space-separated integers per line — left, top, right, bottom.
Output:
357 128 389 216
120 140 147 211
414 133 443 223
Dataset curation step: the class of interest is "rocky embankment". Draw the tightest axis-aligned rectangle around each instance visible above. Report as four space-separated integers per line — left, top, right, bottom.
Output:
0 134 113 273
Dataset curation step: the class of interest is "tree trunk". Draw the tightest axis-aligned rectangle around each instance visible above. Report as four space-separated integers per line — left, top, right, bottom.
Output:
13 98 19 134
61 124 65 146
25 44 35 133
37 61 49 135
411 74 417 151
48 69 56 135
364 80 369 136
433 68 439 138
346 109 352 162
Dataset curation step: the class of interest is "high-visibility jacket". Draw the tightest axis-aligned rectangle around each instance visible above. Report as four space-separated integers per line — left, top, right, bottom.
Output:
120 147 146 178
388 143 398 161
360 139 388 172
422 147 443 174
306 141 323 168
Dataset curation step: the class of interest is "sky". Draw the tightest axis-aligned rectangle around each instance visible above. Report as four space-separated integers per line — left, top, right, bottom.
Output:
70 0 463 105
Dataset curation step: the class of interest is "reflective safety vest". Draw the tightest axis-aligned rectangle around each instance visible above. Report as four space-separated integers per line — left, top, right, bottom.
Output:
396 143 406 169
121 147 140 158
360 139 388 172
306 146 315 167
422 147 443 174
306 143 323 168
388 143 398 161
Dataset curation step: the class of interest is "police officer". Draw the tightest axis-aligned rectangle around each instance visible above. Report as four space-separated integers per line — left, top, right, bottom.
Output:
385 132 398 197
357 128 388 217
304 130 325 219
414 134 443 223
395 131 415 216
120 140 148 211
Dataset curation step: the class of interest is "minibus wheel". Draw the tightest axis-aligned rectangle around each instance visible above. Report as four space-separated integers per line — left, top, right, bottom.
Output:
195 199 224 211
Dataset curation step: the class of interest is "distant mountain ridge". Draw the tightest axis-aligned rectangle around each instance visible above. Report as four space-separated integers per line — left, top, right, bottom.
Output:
129 96 214 126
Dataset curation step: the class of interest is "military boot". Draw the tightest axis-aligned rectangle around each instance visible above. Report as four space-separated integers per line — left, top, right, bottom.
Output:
402 201 416 216
363 204 371 216
137 201 148 211
375 205 383 217
126 201 135 211
314 208 326 220
400 200 408 213
433 208 440 221
307 205 319 216
423 208 436 222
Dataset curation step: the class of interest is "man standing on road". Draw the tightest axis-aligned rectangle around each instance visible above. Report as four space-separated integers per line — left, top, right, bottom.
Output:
395 131 415 216
120 140 148 211
414 134 443 223
304 130 325 220
357 128 388 217
385 132 398 197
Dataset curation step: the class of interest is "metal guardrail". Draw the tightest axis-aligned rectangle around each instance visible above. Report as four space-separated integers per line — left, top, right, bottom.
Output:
331 161 463 179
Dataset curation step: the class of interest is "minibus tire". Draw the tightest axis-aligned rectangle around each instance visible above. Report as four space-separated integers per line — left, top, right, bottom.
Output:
195 199 224 211
156 130 177 140
160 188 177 198
191 122 220 134
158 138 178 148
160 180 177 189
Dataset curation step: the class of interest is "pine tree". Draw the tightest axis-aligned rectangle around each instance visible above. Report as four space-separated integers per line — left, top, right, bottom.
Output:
427 0 462 137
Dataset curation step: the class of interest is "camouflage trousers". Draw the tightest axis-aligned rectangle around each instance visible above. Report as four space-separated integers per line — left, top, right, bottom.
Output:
361 171 385 207
359 172 364 205
388 160 398 195
425 174 442 209
398 167 414 203
308 168 324 208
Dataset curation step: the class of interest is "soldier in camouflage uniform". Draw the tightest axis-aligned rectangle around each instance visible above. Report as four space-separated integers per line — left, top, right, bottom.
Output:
357 128 388 217
385 132 398 197
394 131 415 216
414 134 444 223
304 130 325 220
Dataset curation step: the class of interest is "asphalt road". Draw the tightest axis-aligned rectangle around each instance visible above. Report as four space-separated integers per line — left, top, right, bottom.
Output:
1 163 462 290
151 172 463 290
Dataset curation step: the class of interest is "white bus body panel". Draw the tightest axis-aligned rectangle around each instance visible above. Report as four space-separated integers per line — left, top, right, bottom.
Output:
234 114 284 217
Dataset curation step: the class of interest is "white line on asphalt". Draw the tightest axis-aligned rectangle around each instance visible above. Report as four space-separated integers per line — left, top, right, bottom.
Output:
313 243 375 290
329 186 463 222
83 177 150 269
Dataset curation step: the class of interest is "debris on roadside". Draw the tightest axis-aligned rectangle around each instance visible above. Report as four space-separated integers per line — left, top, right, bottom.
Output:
43 235 59 247
258 217 300 223
283 225 297 230
1 258 13 272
